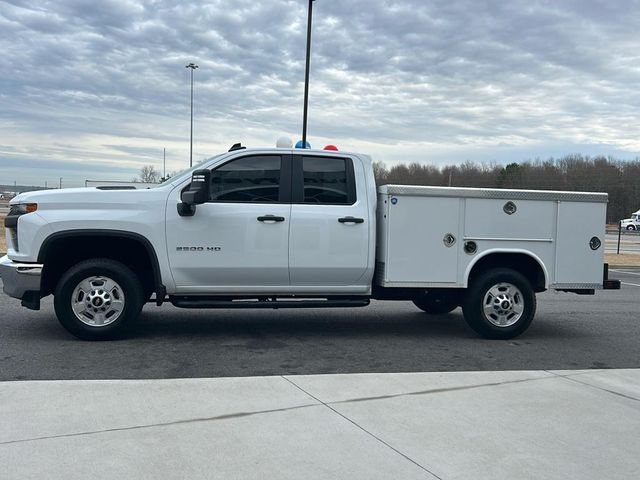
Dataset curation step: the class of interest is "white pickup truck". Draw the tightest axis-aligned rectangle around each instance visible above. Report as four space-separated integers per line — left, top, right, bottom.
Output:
1 145 619 340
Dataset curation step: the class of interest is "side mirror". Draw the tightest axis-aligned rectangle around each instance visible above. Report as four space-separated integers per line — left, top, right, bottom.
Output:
178 169 211 217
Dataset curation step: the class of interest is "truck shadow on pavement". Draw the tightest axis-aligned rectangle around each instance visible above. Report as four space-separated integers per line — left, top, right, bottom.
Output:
15 304 586 343
128 307 586 342
133 310 471 339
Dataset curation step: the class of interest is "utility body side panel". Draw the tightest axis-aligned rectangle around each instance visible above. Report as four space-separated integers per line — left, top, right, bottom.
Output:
555 201 606 286
376 185 607 289
377 195 459 284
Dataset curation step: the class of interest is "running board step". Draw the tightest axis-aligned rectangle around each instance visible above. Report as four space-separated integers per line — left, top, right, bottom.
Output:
170 297 370 309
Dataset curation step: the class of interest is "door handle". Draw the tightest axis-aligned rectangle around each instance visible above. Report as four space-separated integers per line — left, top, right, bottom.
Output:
338 216 364 224
257 215 285 222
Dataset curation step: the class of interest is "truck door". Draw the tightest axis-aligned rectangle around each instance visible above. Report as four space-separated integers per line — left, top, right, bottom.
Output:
166 154 292 292
288 154 370 288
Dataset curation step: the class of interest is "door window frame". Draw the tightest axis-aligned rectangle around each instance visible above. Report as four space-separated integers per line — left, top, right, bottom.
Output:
291 154 357 205
205 154 293 204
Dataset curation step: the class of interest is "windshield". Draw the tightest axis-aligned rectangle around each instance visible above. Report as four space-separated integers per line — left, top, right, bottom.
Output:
157 153 226 186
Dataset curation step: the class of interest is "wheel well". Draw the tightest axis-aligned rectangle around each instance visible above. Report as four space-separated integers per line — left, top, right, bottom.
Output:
467 253 546 292
39 233 159 297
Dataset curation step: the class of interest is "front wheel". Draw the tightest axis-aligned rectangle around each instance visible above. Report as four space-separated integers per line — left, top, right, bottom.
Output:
54 258 144 340
627 225 636 231
462 268 536 339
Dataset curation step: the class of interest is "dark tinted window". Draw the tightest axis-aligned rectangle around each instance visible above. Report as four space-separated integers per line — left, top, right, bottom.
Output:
210 156 281 202
302 157 350 204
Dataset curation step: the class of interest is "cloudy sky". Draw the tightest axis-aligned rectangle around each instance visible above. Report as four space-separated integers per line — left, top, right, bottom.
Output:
1 0 639 187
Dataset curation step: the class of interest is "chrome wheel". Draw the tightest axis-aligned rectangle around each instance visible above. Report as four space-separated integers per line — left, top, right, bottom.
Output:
71 276 125 327
482 282 524 327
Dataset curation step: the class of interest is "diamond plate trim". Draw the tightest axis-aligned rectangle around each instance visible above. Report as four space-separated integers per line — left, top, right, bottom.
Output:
551 283 602 290
378 185 608 203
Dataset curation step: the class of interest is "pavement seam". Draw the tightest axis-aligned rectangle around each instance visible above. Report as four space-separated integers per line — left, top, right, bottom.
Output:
0 402 320 446
326 375 553 405
545 370 640 403
543 370 607 378
281 375 444 480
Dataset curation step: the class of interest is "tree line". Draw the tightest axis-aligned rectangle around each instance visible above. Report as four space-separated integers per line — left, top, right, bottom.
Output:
373 154 640 223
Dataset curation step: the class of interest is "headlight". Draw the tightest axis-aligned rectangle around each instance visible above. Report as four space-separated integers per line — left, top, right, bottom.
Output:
5 203 37 252
8 203 38 215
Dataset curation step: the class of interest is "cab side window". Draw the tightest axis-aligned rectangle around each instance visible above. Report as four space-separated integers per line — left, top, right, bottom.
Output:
301 156 355 204
210 155 282 203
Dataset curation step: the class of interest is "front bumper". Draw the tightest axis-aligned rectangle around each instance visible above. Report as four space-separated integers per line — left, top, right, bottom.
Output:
0 255 43 304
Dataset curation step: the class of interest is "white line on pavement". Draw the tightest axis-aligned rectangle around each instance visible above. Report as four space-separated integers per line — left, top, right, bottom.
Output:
611 269 640 276
621 282 640 287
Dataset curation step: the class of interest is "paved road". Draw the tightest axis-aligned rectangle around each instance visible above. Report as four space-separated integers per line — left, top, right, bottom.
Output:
1 271 639 381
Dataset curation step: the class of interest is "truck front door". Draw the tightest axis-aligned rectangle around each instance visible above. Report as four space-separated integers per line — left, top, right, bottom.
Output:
166 154 292 293
288 154 370 288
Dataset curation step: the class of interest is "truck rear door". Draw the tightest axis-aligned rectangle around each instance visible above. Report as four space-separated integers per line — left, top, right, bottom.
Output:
288 154 370 287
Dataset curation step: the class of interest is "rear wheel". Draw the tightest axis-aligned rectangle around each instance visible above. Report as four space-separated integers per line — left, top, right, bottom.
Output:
413 294 458 314
462 268 536 339
54 258 144 340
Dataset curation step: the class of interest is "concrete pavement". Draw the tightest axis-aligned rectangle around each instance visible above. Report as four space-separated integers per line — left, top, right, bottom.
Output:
2 369 639 479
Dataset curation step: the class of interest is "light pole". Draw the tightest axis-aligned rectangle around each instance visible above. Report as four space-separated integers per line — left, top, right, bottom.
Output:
301 0 315 148
185 62 199 167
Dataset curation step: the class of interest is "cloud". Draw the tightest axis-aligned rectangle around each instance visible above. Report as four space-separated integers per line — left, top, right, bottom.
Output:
0 0 639 186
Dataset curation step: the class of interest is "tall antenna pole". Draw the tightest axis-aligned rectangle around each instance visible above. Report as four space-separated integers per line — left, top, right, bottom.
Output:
163 147 166 179
185 63 199 167
301 0 315 148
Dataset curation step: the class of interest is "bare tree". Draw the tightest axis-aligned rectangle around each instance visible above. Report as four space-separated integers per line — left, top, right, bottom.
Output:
139 165 159 183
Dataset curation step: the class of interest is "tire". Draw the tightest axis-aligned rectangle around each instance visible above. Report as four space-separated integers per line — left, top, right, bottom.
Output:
413 294 458 314
462 268 536 339
54 258 144 340
627 225 636 231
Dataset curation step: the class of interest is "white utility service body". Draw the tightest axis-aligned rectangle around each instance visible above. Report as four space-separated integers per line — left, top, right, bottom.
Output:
376 185 606 290
0 146 619 340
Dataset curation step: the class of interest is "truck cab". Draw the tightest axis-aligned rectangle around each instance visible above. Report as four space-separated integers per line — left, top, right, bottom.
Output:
620 210 640 230
166 149 377 295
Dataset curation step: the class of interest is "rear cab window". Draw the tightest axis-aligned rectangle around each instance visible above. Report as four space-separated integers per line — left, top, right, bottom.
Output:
294 155 356 205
